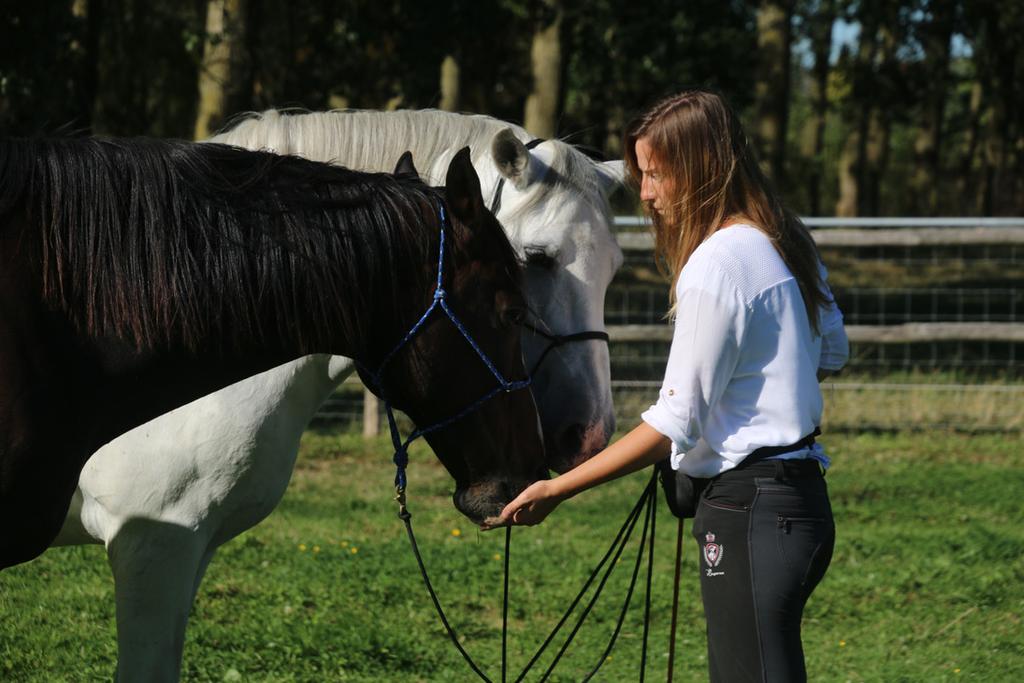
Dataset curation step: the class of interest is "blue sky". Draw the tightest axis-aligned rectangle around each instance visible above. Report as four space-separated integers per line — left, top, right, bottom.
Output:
793 18 971 67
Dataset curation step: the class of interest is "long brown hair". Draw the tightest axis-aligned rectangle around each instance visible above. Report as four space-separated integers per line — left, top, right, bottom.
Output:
624 89 828 332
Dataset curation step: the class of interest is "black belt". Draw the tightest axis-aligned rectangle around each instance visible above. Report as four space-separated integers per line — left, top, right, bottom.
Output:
738 427 821 469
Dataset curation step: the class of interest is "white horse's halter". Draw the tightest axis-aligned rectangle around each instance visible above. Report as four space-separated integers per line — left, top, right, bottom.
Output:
489 138 611 377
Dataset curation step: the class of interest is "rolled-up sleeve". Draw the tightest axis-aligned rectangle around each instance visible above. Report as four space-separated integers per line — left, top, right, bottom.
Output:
641 258 747 454
817 264 849 371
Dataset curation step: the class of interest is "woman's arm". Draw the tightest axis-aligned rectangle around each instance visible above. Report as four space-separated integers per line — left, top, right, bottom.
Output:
483 422 671 528
817 262 849 374
489 257 745 529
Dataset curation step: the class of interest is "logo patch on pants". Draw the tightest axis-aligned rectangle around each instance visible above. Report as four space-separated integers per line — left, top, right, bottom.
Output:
703 532 725 576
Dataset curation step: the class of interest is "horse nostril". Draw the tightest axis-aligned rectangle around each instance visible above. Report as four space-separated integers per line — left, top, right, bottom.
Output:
558 423 586 458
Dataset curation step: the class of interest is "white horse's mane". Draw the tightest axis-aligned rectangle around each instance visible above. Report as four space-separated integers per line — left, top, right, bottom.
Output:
213 108 611 221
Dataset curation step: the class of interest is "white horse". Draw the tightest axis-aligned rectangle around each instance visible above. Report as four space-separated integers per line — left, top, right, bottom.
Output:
49 109 625 682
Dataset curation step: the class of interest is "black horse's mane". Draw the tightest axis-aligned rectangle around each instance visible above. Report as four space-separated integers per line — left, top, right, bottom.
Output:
0 136 454 355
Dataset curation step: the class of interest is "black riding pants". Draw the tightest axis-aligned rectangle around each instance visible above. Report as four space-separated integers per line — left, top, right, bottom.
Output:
691 459 835 682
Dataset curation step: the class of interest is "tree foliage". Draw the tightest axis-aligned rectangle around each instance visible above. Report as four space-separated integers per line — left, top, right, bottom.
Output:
0 0 1020 215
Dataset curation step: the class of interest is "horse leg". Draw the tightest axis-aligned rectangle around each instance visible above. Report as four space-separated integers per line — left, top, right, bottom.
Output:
107 520 212 683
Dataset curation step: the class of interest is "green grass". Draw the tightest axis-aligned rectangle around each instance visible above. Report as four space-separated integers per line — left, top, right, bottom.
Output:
2 430 1022 682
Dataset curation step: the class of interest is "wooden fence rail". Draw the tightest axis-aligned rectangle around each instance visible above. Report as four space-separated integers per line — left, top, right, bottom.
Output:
606 322 1024 344
613 226 1024 249
612 216 1024 228
359 218 1024 435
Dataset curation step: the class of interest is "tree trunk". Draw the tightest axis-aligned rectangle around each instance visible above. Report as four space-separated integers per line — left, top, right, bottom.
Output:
835 135 859 217
91 0 146 134
801 0 834 216
604 104 626 159
956 80 983 214
835 5 902 217
835 19 879 217
983 13 1018 215
70 0 102 133
981 98 1011 215
860 22 897 216
754 0 793 185
523 0 563 139
863 105 891 216
439 54 460 112
909 0 954 216
194 0 247 140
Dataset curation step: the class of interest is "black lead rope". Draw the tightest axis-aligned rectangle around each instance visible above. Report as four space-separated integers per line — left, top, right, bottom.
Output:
578 477 656 682
502 526 511 683
640 478 657 682
398 471 659 683
667 517 685 682
531 474 657 683
515 481 651 681
398 506 496 682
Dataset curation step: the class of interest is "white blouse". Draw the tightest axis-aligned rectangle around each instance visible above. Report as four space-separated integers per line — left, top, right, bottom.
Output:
640 225 848 477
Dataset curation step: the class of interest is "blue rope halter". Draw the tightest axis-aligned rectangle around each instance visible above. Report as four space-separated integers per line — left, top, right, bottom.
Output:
359 203 531 513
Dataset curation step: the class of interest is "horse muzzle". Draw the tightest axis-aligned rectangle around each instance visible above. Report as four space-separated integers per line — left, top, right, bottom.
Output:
453 472 548 525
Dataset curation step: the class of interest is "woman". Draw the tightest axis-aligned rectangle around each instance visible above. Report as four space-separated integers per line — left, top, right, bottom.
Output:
487 90 849 682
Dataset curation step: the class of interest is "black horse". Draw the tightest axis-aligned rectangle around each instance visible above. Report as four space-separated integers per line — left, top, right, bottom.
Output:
0 137 545 569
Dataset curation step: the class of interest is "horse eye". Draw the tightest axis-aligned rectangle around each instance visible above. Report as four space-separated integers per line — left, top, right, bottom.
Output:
524 248 556 271
503 306 527 326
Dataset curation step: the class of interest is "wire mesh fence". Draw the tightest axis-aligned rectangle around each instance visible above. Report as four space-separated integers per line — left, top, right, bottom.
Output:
607 217 1024 431
316 376 1024 434
609 380 1024 433
316 217 1024 434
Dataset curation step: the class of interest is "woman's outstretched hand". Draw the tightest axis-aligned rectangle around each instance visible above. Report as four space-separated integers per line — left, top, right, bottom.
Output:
482 424 673 530
482 479 564 529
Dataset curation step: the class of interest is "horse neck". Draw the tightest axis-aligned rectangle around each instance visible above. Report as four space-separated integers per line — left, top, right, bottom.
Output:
213 109 515 196
8 219 423 456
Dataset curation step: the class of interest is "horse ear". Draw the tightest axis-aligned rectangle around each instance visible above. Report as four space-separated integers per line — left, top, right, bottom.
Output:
596 159 626 195
491 128 532 190
394 150 418 178
445 147 486 225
